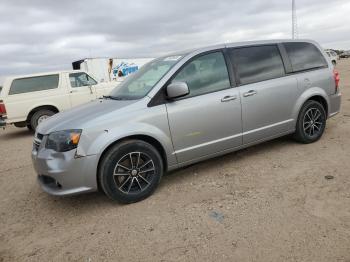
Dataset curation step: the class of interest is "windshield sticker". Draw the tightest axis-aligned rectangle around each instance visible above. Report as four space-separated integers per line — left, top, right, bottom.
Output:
163 56 182 61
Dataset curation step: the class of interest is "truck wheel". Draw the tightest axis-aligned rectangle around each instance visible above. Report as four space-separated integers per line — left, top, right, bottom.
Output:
30 109 55 131
99 140 164 203
293 100 326 144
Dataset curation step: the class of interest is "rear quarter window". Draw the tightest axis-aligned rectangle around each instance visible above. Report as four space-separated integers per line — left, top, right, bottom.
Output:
283 42 328 72
9 74 59 95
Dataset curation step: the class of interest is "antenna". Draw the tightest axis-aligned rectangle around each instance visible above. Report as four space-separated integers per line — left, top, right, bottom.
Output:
292 0 298 39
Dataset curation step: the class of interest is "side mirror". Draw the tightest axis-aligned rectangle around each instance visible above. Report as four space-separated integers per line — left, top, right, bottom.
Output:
166 82 189 99
87 85 94 94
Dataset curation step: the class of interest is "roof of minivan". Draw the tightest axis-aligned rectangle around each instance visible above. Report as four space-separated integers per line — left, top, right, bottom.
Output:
227 38 318 48
169 39 320 57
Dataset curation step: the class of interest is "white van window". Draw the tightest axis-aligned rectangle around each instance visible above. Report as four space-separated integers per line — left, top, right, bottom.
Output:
9 74 59 95
69 73 97 88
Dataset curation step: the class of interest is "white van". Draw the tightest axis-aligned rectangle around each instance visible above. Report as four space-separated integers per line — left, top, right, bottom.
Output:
0 70 116 131
72 57 153 83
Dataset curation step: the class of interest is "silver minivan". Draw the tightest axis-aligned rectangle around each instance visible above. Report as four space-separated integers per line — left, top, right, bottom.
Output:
32 40 341 203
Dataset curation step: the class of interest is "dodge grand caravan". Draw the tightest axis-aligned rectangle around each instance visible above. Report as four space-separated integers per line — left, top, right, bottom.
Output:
32 40 341 203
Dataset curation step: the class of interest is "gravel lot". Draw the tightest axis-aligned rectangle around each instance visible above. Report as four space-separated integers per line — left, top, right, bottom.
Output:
1 60 350 262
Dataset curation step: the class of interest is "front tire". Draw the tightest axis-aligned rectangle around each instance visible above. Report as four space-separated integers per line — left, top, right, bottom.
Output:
293 100 326 144
99 140 164 203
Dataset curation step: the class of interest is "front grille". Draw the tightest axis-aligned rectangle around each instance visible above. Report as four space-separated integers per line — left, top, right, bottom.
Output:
33 133 43 151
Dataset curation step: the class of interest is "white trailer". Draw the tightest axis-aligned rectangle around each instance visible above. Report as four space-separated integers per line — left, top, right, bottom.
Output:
72 57 153 83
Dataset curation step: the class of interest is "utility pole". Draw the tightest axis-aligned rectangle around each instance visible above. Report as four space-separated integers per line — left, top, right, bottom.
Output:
292 0 298 39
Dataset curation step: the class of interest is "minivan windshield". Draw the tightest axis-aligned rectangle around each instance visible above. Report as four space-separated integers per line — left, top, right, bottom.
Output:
109 55 185 100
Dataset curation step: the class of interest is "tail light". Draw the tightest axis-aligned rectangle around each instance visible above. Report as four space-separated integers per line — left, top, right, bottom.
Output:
0 101 6 116
333 69 340 93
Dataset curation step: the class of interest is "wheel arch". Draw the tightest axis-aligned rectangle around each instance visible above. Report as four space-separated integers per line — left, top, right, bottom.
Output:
26 105 60 123
293 88 330 121
306 95 328 116
96 134 168 191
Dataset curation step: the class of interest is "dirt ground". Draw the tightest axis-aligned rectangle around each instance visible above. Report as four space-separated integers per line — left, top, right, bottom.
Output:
1 60 350 262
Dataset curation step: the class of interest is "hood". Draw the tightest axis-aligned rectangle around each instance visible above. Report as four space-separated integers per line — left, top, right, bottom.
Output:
37 98 140 134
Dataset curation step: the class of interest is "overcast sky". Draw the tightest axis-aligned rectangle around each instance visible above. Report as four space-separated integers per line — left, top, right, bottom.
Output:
0 0 350 85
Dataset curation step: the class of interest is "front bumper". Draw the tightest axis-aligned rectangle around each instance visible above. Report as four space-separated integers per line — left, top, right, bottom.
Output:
32 146 99 196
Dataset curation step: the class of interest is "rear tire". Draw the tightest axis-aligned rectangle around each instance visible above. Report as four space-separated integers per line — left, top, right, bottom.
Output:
30 109 55 131
99 140 163 204
293 100 326 144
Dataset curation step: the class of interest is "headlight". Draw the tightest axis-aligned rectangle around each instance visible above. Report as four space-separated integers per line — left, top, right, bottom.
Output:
46 130 82 152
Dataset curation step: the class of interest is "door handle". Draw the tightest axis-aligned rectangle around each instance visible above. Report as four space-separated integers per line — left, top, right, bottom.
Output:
221 95 237 102
70 89 78 93
243 90 257 97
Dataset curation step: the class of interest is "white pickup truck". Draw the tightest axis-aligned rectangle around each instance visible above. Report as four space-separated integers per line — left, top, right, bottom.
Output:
0 70 116 131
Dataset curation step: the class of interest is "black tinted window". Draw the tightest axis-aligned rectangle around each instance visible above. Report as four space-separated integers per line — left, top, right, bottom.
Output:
230 45 285 85
9 75 59 95
172 52 230 97
284 42 327 72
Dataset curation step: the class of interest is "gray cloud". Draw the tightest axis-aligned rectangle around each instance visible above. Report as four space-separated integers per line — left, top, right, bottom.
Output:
0 0 349 85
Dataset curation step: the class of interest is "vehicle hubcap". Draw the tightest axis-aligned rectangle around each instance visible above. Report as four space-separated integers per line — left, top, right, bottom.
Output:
303 107 323 137
113 152 155 194
37 115 49 124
